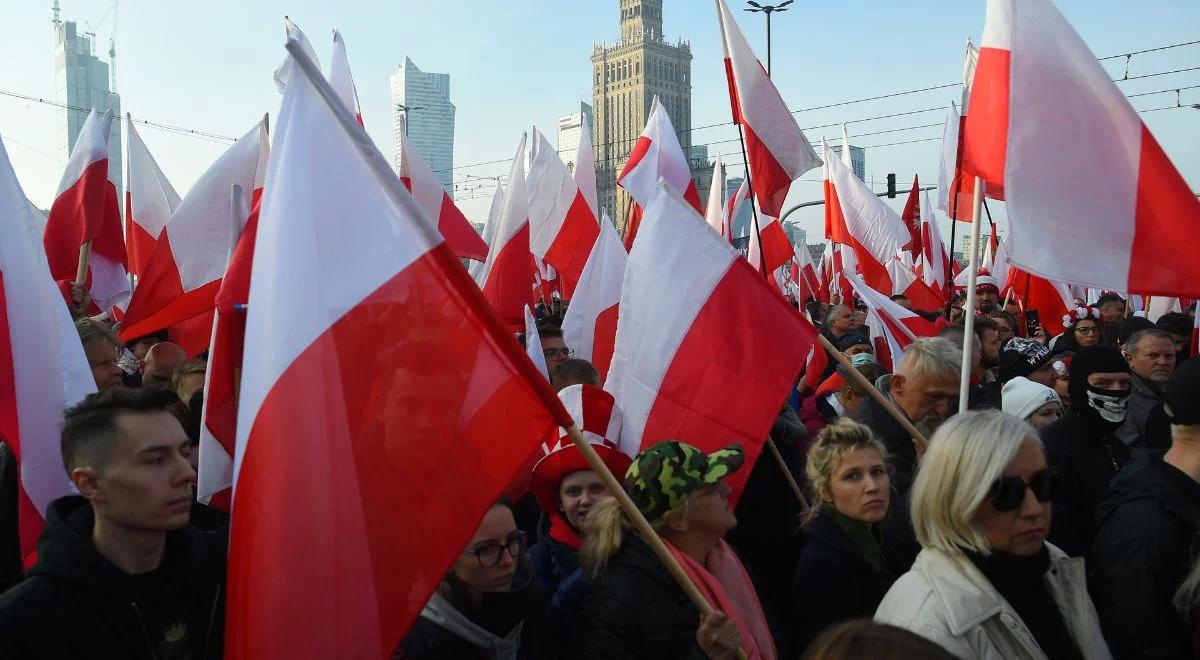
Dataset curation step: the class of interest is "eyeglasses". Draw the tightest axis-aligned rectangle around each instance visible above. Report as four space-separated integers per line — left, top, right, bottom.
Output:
989 468 1059 513
467 531 527 567
543 348 575 359
1075 327 1100 335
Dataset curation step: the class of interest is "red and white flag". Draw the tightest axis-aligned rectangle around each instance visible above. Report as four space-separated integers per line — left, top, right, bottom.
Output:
0 137 97 564
886 256 946 312
397 125 489 262
125 117 181 277
604 181 817 498
329 30 363 125
617 96 702 248
723 178 751 245
527 129 599 298
562 215 626 381
1004 265 1073 336
119 118 269 355
226 44 570 658
525 305 550 380
477 135 535 329
574 115 599 220
793 242 821 304
469 182 505 282
919 191 953 300
964 0 1200 297
43 109 128 314
716 0 820 217
847 272 941 371
704 154 728 239
899 175 922 259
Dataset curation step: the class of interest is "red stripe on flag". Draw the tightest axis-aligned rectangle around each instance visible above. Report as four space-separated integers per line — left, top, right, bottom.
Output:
759 220 795 274
480 223 535 330
823 180 850 244
742 124 793 218
437 192 489 262
723 58 743 124
1128 124 1200 298
592 304 619 381
618 137 653 184
962 46 1011 188
543 191 600 299
125 215 158 278
623 203 643 252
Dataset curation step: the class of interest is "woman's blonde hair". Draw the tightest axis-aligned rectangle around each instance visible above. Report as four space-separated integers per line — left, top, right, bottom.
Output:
1175 554 1200 615
909 410 1038 555
805 419 888 521
580 494 690 579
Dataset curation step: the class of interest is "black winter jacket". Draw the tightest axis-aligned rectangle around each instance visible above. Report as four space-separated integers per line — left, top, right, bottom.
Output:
1041 410 1132 558
566 533 709 660
0 441 22 592
1090 450 1200 660
0 496 226 660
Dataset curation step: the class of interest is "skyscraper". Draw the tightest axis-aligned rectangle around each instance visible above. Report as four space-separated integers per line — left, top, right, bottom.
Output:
391 56 455 198
556 101 595 173
53 2 121 197
592 0 708 231
827 144 867 182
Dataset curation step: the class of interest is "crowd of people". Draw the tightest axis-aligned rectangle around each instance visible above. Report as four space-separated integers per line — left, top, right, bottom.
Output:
0 279 1196 660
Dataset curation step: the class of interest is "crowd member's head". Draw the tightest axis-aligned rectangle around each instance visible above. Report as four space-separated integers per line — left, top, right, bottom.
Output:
1123 329 1177 386
825 304 862 338
974 272 1000 313
1069 346 1132 429
172 359 207 409
889 295 912 310
1164 358 1200 431
76 318 124 391
124 332 165 362
974 316 1002 371
537 324 573 371
1155 312 1193 358
938 325 981 377
1072 296 1086 309
806 419 890 525
999 337 1055 387
836 332 873 358
1001 377 1063 431
802 619 958 660
834 361 885 418
444 501 527 601
911 410 1055 558
1061 307 1102 350
987 310 1017 348
1096 292 1127 325
1116 315 1154 346
551 358 601 391
1051 357 1072 407
141 342 186 389
890 338 960 436
61 388 196 534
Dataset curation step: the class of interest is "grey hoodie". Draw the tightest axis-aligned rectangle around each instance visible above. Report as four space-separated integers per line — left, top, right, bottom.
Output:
418 592 523 660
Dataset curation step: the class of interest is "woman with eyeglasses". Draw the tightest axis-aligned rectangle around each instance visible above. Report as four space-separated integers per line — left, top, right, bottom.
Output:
1058 307 1103 351
396 501 545 659
874 410 1112 660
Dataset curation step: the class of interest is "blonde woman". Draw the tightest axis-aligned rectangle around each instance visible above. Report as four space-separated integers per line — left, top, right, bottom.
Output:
874 410 1111 660
791 420 915 655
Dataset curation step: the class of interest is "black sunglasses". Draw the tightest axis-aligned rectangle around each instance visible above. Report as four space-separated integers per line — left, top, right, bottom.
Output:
989 468 1059 513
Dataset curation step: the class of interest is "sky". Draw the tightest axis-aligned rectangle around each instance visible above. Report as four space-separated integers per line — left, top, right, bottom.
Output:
2 0 1198 250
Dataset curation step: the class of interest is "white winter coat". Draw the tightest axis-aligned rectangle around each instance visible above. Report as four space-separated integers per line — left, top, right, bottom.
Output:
874 544 1112 660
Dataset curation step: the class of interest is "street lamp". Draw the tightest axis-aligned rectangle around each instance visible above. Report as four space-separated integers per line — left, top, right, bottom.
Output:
743 0 793 77
394 103 424 136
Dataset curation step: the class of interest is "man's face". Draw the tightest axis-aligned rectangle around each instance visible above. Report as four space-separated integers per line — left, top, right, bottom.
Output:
1099 301 1125 324
976 288 999 312
540 336 571 369
83 411 196 532
1028 362 1058 389
831 305 860 334
84 340 124 391
1126 336 1177 384
1088 371 1132 391
1169 333 1190 355
891 371 959 430
980 329 1002 369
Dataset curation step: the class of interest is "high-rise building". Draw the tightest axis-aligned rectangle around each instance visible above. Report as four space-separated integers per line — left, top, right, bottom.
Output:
557 102 595 173
391 56 455 198
53 2 121 198
592 0 708 230
828 144 866 182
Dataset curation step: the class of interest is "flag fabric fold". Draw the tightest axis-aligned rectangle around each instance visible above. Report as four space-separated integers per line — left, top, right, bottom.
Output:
125 118 181 277
398 128 488 262
476 135 535 329
527 129 599 298
561 215 626 381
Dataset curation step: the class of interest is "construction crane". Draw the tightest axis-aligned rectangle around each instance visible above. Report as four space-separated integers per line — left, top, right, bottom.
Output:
82 1 119 91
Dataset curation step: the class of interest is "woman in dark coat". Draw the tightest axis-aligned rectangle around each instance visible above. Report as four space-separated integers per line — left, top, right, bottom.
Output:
791 419 913 656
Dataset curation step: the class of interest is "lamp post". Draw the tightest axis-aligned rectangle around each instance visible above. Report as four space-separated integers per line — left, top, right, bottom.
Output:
394 103 424 136
743 0 793 77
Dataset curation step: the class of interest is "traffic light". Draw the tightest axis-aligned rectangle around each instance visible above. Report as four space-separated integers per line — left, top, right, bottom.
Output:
886 173 897 198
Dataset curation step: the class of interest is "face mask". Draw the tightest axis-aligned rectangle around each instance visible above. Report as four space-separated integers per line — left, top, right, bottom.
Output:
850 353 876 367
1085 386 1129 423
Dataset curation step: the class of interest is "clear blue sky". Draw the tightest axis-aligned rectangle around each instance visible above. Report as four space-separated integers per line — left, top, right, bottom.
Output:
2 0 1197 246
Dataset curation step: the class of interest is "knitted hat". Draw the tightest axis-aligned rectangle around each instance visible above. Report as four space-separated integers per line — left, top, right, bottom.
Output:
1002 377 1061 420
1068 346 1131 403
975 269 1000 294
1165 358 1200 425
624 441 744 523
836 332 872 352
999 337 1053 382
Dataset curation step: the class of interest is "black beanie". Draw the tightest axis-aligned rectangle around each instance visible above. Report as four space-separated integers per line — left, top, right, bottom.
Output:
1117 316 1154 345
1157 312 1194 338
1166 358 1200 425
1068 346 1130 403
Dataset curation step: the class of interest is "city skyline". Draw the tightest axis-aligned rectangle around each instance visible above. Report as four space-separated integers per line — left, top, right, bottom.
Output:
391 56 455 198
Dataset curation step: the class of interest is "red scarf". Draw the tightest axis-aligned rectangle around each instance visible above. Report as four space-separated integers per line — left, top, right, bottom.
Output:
547 512 582 551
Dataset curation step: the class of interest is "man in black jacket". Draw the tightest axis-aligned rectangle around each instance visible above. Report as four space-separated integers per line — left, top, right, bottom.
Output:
1091 359 1200 660
0 388 226 660
1041 346 1133 558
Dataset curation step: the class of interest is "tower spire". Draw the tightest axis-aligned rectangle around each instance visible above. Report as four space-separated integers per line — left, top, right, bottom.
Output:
51 0 61 26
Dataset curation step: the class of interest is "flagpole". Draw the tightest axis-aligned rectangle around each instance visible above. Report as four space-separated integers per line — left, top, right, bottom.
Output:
765 438 809 512
75 240 92 285
959 177 985 414
563 424 749 660
734 124 769 276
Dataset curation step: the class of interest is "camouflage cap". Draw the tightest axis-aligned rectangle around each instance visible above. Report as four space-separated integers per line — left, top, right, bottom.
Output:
623 441 745 523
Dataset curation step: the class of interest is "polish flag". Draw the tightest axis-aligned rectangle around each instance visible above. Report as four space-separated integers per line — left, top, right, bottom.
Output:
397 125 489 262
1145 296 1180 324
119 118 269 356
225 44 570 658
1004 266 1072 336
527 129 599 298
793 242 821 304
749 204 796 275
919 191 953 300
477 135 536 329
899 175 922 259
816 241 834 303
125 118 181 277
329 30 363 125
469 182 505 283
847 272 941 370
887 256 946 312
704 154 728 239
716 0 820 217
0 137 97 564
562 215 626 380
617 96 703 249
43 109 128 314
802 341 831 391
574 115 599 219
823 135 910 296
964 0 1200 298
604 182 817 498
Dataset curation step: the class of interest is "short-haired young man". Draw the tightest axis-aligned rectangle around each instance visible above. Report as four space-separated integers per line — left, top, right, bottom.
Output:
0 389 226 660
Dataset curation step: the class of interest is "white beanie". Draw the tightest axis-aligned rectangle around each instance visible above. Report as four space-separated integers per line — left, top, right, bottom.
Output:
1002 377 1061 421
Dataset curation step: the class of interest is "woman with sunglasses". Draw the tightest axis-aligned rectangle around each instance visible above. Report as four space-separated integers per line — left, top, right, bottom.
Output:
397 501 545 659
874 411 1112 660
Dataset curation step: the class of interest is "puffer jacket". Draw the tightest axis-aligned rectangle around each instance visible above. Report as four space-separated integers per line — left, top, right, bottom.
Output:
874 544 1112 660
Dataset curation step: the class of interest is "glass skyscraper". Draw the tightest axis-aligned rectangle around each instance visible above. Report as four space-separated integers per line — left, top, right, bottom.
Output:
391 57 456 199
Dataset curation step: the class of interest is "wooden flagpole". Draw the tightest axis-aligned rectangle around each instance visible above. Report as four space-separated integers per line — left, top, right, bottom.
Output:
75 240 93 285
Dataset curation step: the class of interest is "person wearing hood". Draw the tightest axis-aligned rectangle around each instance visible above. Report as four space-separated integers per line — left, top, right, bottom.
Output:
567 441 776 660
525 385 631 636
1090 359 1200 660
0 388 226 660
1040 346 1133 558
397 500 547 659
